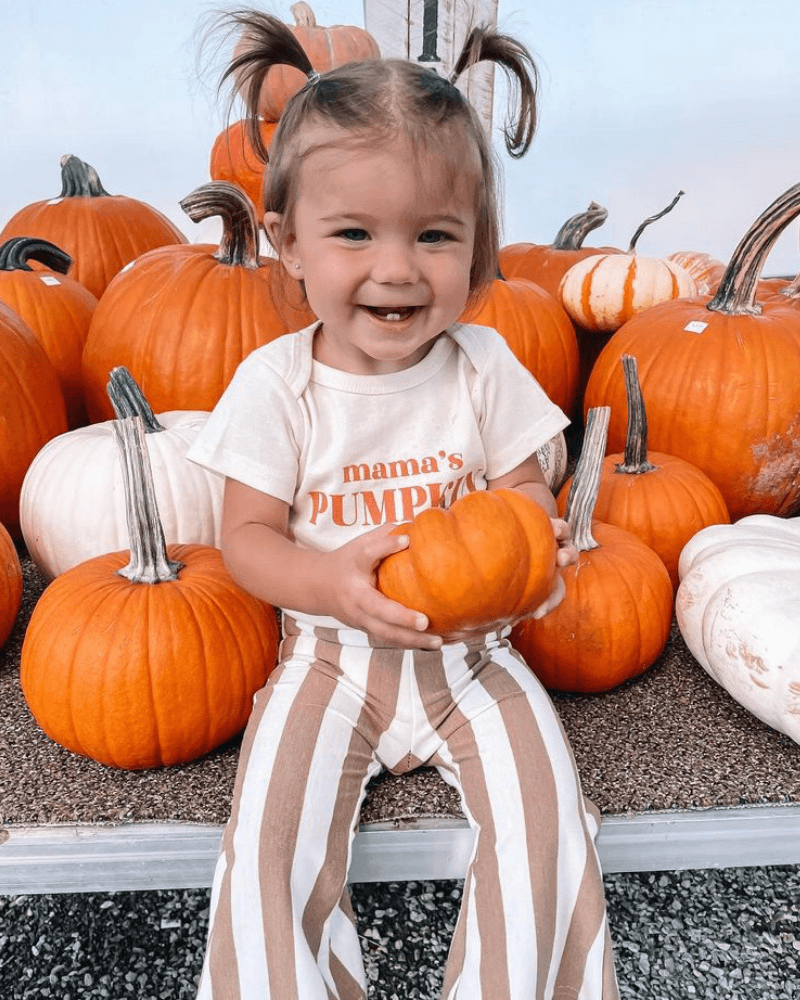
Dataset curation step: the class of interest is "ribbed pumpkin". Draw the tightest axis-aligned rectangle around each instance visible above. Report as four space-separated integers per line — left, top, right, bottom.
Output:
666 250 726 296
559 192 697 333
209 118 277 217
233 2 381 121
557 355 730 589
584 181 800 521
0 237 96 428
21 367 224 581
0 302 67 537
0 520 22 649
377 488 557 634
82 181 316 420
498 201 621 299
0 155 186 299
461 274 579 415
20 415 279 770
512 407 674 693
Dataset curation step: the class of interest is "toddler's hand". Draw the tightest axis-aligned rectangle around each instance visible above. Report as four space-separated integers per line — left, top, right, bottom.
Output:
320 524 443 649
552 516 578 568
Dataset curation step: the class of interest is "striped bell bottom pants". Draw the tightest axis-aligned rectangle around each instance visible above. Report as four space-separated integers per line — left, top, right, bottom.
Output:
196 616 620 1000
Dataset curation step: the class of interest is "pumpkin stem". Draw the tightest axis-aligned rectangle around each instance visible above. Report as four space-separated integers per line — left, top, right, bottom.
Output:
180 181 261 269
290 1 316 26
707 182 800 316
551 201 609 250
781 271 800 299
627 190 685 255
615 355 655 474
106 367 165 434
112 416 184 584
58 154 111 198
0 236 73 275
563 406 610 552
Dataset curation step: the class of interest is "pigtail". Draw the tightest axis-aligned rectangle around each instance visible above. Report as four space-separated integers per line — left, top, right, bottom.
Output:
450 25 539 158
214 9 315 163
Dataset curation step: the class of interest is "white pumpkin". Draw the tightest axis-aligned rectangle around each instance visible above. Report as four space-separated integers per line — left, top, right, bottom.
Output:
676 514 800 743
536 431 568 493
20 409 223 580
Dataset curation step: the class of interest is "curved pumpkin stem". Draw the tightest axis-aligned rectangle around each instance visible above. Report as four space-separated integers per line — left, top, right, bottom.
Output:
615 355 655 474
113 416 184 584
0 236 72 274
563 406 610 552
779 270 800 300
708 181 800 316
58 154 110 198
627 190 685 254
551 201 608 250
180 181 262 269
106 367 165 434
291 1 316 26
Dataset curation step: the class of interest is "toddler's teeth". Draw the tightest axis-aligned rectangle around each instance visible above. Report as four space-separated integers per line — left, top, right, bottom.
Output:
386 312 401 321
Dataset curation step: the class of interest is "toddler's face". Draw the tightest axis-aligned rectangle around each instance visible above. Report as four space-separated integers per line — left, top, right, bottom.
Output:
266 129 477 375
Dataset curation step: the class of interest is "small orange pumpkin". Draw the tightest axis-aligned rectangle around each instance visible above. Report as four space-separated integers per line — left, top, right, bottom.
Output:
377 488 557 634
0 155 186 299
557 355 730 589
20 415 279 770
512 407 674 693
0 237 96 428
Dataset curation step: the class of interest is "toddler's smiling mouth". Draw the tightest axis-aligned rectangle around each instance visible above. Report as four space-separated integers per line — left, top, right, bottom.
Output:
363 305 419 321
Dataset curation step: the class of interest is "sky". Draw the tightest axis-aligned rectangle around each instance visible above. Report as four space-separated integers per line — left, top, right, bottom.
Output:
1 0 798 276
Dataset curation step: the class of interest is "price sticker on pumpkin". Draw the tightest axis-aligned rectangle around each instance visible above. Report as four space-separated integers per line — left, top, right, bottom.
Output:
683 320 708 334
39 275 61 286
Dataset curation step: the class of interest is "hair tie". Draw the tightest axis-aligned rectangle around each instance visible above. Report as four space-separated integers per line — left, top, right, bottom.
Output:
307 69 321 85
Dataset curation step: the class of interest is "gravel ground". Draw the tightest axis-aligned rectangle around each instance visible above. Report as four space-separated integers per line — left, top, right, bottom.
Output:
0 866 798 998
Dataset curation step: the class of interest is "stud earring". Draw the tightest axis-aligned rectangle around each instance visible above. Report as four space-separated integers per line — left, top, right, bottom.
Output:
293 263 300 270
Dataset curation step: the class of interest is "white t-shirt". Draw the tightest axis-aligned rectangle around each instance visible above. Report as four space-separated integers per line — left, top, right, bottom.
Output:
188 320 569 627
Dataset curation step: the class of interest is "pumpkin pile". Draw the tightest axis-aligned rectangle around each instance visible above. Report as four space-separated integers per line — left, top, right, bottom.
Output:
1 0 799 773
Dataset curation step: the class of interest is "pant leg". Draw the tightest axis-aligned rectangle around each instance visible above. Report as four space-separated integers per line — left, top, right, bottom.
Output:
414 632 620 1000
196 620 404 1000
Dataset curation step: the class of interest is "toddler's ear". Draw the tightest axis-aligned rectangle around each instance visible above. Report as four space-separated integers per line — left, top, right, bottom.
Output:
264 212 303 278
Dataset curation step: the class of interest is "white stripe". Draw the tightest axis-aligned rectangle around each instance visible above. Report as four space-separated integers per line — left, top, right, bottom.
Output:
195 851 229 999
578 918 610 1000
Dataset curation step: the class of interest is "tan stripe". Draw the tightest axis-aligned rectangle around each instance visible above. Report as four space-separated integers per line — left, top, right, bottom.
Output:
203 657 292 1000
258 634 346 1000
328 951 368 1000
550 828 617 998
414 644 512 1000
302 644 405 961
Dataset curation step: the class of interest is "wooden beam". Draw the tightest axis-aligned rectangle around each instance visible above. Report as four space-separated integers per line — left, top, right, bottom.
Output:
363 0 498 135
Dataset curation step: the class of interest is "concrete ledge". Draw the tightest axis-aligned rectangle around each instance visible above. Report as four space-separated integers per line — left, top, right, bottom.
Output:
1 803 799 895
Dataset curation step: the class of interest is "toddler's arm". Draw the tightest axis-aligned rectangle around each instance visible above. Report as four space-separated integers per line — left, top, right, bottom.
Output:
220 477 443 649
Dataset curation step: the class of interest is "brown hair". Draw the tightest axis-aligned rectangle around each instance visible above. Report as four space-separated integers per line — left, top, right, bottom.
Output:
214 9 540 310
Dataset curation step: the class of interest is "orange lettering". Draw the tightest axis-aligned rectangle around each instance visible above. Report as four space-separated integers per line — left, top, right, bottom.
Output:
361 489 398 526
308 492 328 524
331 493 359 527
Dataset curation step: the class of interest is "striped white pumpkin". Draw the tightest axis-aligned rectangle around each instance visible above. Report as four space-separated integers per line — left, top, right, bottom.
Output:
20 411 224 580
536 431 568 493
559 253 697 333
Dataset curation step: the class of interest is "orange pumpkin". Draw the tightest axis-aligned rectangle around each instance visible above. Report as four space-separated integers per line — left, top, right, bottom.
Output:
377 488 557 634
584 181 800 521
0 302 67 537
0 237 96 428
20 415 279 770
461 274 579 415
557 355 730 589
559 192 696 333
512 407 673 693
209 118 277 217
498 201 621 299
0 520 22 649
81 181 316 420
233 2 381 121
0 155 186 299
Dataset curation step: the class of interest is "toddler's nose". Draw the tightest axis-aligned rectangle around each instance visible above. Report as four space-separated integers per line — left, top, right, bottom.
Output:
371 243 418 285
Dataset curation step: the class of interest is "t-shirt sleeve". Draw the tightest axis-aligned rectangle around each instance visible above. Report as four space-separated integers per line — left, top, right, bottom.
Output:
463 326 570 481
185 352 302 504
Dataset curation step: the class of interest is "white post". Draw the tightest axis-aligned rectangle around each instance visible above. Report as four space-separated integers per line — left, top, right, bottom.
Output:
363 0 499 136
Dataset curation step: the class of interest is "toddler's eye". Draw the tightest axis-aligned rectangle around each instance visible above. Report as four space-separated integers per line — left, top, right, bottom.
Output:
419 230 452 244
338 228 369 241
